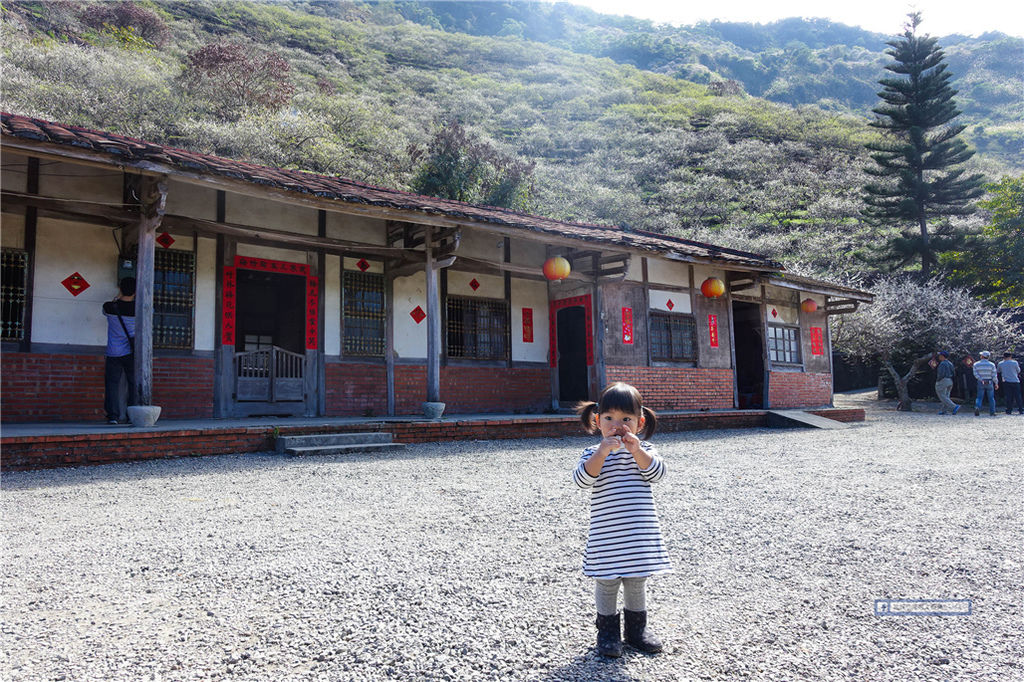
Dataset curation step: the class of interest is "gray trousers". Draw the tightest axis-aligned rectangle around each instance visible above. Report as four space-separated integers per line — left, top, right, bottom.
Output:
935 377 956 412
595 577 646 616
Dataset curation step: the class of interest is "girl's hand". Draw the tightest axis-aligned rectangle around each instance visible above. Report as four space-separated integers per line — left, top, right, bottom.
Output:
597 435 622 456
621 430 642 454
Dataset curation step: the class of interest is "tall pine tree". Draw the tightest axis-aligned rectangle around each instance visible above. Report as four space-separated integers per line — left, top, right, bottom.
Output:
863 13 984 278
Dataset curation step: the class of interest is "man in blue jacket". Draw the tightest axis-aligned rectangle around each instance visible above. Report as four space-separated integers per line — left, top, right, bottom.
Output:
934 351 958 415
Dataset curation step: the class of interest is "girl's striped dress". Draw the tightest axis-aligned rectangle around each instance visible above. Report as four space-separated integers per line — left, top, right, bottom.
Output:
573 442 672 579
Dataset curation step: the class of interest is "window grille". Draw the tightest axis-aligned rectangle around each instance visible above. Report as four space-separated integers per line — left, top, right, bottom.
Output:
1 248 28 342
650 311 697 362
767 324 801 364
446 295 508 360
154 249 195 349
343 271 385 357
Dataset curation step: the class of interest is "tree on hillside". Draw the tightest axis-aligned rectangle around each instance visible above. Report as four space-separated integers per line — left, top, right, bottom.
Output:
183 42 294 121
832 275 1020 411
410 120 535 210
942 175 1024 306
862 12 985 278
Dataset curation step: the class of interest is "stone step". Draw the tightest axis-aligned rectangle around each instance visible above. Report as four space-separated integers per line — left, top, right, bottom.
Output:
766 410 851 430
276 431 392 452
285 442 405 457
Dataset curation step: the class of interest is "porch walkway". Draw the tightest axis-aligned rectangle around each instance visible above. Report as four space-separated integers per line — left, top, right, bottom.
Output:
0 406 864 471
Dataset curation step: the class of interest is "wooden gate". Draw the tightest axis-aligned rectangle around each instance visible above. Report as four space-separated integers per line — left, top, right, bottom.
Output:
235 346 304 403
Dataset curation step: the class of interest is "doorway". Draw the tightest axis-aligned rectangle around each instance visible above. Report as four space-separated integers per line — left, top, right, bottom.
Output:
233 269 307 414
557 306 589 403
733 301 765 408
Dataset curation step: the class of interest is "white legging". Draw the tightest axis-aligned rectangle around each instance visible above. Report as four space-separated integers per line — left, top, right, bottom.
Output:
595 577 646 616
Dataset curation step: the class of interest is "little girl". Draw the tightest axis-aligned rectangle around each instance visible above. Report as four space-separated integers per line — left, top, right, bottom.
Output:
572 382 671 658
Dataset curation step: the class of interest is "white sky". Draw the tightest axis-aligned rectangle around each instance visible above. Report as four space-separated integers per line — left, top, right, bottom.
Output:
569 0 1023 39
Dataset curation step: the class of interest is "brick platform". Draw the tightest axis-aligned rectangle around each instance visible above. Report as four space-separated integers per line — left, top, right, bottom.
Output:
0 407 864 471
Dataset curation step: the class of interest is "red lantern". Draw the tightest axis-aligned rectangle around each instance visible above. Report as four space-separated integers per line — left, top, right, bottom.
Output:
543 256 571 281
801 298 818 313
700 277 725 298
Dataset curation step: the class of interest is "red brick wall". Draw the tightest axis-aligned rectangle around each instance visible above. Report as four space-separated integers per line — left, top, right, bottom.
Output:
393 365 550 414
768 371 832 408
326 363 388 417
1 352 214 422
0 407 867 471
153 358 215 419
605 365 735 411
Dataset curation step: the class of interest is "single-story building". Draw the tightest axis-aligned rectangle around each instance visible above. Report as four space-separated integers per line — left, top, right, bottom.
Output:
0 113 872 423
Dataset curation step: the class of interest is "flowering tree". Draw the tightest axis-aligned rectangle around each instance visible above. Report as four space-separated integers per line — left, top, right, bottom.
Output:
832 276 1021 410
183 42 294 121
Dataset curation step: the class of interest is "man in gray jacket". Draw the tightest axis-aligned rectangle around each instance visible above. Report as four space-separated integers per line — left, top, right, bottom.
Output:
935 351 958 415
973 350 999 416
997 352 1022 415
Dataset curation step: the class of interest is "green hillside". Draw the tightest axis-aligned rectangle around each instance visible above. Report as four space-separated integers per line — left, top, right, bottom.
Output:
2 0 1019 278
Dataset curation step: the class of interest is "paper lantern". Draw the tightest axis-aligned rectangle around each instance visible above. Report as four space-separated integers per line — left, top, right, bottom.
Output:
801 298 818 313
700 277 725 298
543 256 571 281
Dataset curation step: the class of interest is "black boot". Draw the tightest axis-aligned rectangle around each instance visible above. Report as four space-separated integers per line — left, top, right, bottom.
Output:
623 609 663 653
595 612 622 658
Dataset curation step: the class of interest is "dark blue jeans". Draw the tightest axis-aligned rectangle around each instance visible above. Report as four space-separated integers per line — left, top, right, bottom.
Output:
1004 382 1023 413
104 354 135 421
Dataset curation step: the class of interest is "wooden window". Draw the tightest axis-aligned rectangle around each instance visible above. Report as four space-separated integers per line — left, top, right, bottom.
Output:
154 249 195 349
446 295 508 360
343 270 385 357
1 248 29 342
650 311 697 362
767 324 801 364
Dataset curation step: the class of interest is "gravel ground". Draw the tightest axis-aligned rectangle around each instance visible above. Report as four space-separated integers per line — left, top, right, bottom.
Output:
2 393 1022 681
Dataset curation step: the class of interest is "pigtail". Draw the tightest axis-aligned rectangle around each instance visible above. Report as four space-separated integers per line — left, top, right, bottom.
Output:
640 406 658 440
576 401 600 434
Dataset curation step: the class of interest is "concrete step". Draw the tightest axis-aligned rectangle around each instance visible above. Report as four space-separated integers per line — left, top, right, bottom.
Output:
276 431 392 452
766 410 850 430
285 442 405 457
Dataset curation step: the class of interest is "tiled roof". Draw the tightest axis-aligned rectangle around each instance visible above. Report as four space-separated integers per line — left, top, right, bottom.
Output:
2 112 780 269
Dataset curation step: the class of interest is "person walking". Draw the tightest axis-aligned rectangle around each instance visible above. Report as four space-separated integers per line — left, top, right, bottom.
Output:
934 351 959 415
973 351 999 416
997 352 1022 415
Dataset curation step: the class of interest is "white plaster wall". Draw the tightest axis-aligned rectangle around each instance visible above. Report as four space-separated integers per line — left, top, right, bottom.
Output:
447 270 503 299
1 151 28 192
692 264 728 291
767 304 799 325
649 288 692 313
31 218 118 346
194 237 217 351
459 226 507 261
393 272 427 359
625 253 644 283
325 255 341 356
160 234 194 251
165 180 218 221
647 258 690 287
1 216 25 248
511 278 549 363
342 256 384 274
327 213 387 245
38 161 121 203
509 238 546 268
226 194 319 235
236 243 309 264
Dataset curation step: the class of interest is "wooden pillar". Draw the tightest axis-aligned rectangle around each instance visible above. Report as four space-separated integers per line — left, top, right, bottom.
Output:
133 175 168 406
385 262 396 416
213 193 234 418
591 254 606 397
760 284 771 408
20 157 39 353
425 226 441 403
316 211 327 417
